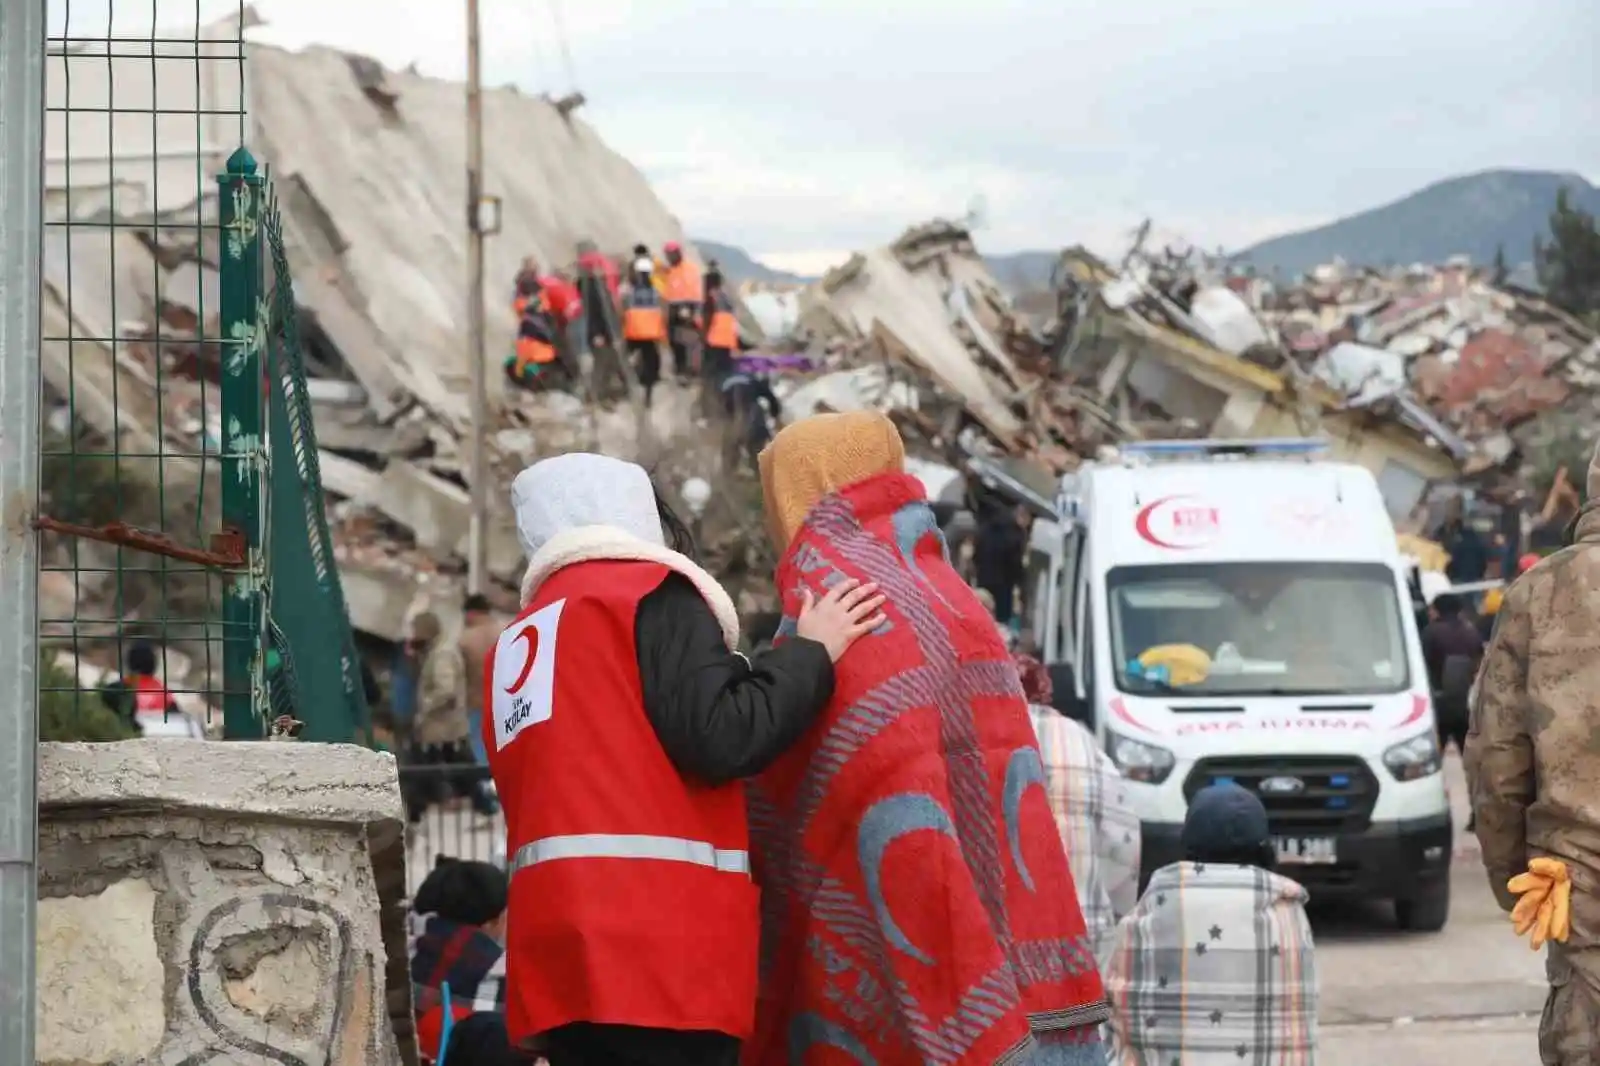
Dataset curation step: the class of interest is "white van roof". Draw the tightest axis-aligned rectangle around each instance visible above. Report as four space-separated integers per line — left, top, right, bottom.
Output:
1074 456 1401 567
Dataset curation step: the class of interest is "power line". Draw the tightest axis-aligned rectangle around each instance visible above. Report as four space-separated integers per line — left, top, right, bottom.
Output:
548 0 579 92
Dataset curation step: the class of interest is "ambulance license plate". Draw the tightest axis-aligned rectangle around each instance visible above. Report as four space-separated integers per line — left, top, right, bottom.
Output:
1274 836 1337 865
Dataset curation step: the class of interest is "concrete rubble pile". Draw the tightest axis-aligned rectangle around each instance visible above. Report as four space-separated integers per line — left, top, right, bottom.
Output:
780 221 1117 479
1253 257 1600 476
775 222 1600 533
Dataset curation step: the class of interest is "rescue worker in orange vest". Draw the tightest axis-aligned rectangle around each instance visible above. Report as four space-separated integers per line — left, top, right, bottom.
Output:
660 240 704 383
505 285 560 392
701 268 741 391
485 452 887 1066
620 258 667 407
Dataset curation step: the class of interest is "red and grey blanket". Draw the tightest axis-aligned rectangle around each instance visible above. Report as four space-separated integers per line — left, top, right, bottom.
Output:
746 472 1107 1065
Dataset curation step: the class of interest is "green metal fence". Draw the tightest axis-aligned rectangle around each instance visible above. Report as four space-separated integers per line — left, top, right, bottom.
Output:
261 169 372 744
36 3 366 744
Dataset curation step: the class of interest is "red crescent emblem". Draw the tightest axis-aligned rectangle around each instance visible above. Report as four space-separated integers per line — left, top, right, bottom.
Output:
1395 693 1429 731
504 624 540 694
1134 494 1217 550
1110 697 1157 734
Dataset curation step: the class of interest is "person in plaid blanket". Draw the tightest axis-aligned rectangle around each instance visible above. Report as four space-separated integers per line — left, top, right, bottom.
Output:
1014 648 1141 965
410 857 509 1060
1103 782 1319 1064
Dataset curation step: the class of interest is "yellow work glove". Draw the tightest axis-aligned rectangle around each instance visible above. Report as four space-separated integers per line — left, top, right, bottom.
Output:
1509 857 1572 950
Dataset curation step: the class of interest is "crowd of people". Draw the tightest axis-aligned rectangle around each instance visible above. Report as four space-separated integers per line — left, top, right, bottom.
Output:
380 396 1599 1066
505 242 777 461
395 411 1359 1066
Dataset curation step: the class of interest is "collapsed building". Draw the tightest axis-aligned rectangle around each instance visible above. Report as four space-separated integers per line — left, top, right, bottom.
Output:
766 223 1599 556
39 8 726 702
41 7 1599 710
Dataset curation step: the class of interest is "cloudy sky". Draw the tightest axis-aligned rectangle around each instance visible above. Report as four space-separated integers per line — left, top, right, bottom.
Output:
63 0 1600 273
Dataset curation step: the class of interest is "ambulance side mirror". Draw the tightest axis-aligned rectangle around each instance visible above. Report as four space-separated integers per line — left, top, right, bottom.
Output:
1048 663 1093 728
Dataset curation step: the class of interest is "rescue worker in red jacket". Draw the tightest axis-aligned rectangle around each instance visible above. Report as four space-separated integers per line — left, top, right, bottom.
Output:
660 240 704 382
485 452 888 1066
701 268 740 391
620 258 667 407
99 641 179 728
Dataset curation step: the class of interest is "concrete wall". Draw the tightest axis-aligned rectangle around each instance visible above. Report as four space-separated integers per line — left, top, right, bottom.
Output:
36 741 415 1066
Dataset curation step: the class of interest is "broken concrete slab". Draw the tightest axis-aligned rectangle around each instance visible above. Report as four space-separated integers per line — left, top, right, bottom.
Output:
339 560 436 643
246 29 698 429
37 740 412 1066
812 246 1022 442
318 449 385 501
371 460 524 578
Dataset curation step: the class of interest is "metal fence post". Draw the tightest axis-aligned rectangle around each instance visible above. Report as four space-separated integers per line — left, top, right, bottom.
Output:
218 148 266 739
0 0 45 1059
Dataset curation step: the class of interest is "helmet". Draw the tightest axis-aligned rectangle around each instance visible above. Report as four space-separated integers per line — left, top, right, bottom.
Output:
663 240 682 255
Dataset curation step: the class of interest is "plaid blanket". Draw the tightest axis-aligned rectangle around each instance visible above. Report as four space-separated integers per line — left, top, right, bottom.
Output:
409 912 507 1018
1027 706 1142 965
1103 862 1318 1064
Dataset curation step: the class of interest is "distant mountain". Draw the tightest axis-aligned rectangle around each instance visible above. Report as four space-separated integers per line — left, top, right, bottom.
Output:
694 239 813 285
1234 169 1600 280
699 237 1063 293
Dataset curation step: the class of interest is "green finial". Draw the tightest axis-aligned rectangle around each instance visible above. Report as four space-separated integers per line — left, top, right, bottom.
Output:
226 147 258 176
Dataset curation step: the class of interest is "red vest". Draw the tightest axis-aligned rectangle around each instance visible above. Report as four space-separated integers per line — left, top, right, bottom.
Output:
132 675 172 713
746 472 1106 1065
484 558 759 1044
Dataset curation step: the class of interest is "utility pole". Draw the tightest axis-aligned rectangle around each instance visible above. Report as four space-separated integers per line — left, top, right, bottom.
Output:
0 0 44 1061
465 0 489 595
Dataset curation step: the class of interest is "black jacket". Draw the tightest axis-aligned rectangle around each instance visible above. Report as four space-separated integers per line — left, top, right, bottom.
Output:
633 572 835 785
1421 616 1484 712
973 514 1026 595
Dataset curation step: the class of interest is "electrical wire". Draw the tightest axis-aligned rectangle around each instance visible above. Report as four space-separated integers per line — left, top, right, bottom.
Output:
548 0 578 92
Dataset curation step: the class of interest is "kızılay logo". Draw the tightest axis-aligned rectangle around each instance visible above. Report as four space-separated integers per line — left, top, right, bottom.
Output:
1134 494 1220 550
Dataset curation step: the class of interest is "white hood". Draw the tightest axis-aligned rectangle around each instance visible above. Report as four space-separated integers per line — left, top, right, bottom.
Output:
511 452 664 558
509 453 740 647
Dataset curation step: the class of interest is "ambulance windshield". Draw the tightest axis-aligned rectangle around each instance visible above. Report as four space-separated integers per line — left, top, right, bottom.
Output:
1106 561 1410 697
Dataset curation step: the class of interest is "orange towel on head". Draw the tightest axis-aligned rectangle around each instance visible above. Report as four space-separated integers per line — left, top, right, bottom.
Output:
757 411 906 552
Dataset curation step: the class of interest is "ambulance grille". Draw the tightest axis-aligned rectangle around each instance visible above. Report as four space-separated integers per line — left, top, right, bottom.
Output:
1183 755 1379 834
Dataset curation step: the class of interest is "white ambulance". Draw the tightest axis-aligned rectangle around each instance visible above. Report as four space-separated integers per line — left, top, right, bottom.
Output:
1029 438 1452 931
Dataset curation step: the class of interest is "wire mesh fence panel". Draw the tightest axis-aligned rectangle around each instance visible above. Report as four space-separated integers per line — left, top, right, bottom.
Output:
262 175 373 742
38 2 268 741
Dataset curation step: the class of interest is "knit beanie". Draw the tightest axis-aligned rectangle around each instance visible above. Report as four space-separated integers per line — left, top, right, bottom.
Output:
412 857 508 927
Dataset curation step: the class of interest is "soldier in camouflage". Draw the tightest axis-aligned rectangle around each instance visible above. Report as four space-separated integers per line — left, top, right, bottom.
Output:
1466 439 1600 1065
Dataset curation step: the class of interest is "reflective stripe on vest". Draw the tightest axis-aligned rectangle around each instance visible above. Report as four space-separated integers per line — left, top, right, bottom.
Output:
509 832 750 876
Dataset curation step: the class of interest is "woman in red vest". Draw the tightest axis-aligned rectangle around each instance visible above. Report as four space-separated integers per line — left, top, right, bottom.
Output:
485 451 886 1066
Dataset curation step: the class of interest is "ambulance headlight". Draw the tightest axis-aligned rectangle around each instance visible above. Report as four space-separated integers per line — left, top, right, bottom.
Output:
1108 733 1176 785
1383 733 1442 781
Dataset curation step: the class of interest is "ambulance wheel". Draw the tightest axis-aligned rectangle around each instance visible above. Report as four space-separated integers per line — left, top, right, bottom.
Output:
1395 879 1450 932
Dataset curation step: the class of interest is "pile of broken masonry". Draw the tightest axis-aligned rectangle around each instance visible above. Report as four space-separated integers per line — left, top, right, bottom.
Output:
36 26 1600 705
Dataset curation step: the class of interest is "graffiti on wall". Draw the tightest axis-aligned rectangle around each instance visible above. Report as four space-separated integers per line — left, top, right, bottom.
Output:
174 892 357 1066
